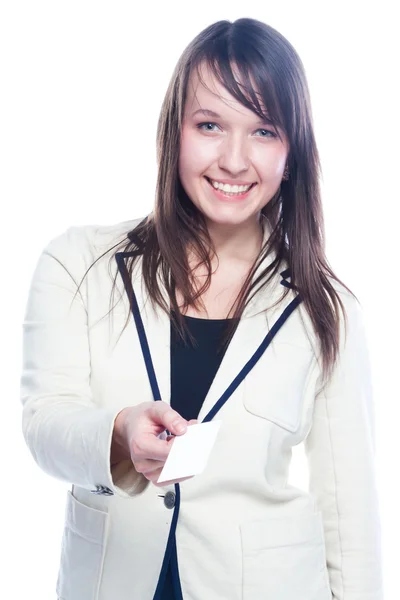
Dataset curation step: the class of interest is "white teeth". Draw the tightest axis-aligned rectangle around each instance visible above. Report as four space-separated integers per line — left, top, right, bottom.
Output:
209 179 252 193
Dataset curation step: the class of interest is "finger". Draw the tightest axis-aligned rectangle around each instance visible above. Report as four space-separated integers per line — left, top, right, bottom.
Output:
134 458 165 475
148 403 188 436
165 419 197 440
144 466 164 484
131 432 173 462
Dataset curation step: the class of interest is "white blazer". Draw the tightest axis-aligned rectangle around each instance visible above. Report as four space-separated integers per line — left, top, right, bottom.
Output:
20 217 383 600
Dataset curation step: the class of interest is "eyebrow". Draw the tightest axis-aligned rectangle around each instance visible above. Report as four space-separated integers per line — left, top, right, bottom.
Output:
191 108 274 126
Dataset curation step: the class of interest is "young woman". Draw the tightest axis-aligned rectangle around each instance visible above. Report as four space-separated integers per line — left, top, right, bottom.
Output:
20 17 383 600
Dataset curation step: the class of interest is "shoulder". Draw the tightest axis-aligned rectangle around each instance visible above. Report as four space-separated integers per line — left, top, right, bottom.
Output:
31 217 147 289
296 274 365 362
328 276 362 318
40 216 146 264
326 277 367 352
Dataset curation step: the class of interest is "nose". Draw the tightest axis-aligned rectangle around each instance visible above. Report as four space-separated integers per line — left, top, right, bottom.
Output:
217 134 251 175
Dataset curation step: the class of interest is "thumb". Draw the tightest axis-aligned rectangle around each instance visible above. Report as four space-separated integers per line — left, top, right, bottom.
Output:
166 419 198 440
150 403 188 436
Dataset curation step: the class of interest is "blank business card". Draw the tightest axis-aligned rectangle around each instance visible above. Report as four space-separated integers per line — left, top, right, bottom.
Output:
157 421 222 484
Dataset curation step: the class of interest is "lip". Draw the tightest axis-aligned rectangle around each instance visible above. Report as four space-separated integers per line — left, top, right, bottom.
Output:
206 176 257 186
204 176 257 201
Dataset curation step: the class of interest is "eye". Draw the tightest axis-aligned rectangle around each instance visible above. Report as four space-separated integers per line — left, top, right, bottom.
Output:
196 122 220 132
196 122 277 138
255 128 277 138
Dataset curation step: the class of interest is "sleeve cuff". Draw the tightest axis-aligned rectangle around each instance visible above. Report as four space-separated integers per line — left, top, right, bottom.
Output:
92 408 150 499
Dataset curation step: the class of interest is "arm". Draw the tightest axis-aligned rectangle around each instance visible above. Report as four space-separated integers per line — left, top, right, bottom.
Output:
20 226 149 498
304 294 384 599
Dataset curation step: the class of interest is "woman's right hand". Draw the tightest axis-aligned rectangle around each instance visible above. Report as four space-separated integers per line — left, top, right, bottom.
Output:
112 402 198 487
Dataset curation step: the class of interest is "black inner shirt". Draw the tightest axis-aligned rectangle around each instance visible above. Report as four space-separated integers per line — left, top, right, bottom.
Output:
170 311 233 420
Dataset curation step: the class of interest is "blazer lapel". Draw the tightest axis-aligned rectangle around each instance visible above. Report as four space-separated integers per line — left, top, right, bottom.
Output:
127 258 172 405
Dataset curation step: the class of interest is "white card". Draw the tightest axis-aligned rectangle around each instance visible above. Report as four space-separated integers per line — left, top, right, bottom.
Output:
157 421 222 484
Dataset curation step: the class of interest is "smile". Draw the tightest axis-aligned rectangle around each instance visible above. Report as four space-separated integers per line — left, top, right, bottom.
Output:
205 177 257 201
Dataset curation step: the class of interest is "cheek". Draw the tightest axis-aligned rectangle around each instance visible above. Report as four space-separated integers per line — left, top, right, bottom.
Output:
275 153 287 174
180 131 216 174
179 136 195 180
178 146 191 187
257 151 287 181
178 137 203 196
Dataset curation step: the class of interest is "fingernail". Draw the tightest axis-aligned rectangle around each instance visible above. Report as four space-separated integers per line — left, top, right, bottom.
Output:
172 419 187 433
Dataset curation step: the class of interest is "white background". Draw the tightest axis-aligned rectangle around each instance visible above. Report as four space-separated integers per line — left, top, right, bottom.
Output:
1 1 398 597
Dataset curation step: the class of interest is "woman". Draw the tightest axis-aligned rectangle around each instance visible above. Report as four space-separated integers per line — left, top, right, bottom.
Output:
20 17 383 600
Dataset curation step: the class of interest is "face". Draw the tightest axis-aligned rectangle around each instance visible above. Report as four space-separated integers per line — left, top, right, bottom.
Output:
178 63 289 229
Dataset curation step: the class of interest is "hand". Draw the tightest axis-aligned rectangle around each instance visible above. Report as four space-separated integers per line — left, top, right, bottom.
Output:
112 402 198 487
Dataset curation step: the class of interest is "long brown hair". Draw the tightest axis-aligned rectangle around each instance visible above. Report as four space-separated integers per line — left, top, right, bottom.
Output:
77 18 355 386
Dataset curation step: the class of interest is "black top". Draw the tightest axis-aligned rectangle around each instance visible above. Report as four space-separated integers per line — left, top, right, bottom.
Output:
170 312 232 420
160 312 231 599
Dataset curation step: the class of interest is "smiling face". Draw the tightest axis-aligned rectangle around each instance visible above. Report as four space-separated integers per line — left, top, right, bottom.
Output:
178 63 289 229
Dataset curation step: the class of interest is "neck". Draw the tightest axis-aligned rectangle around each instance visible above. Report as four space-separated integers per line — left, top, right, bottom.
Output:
205 216 264 265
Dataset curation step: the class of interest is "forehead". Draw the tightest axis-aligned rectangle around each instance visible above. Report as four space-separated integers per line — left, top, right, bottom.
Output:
185 62 266 117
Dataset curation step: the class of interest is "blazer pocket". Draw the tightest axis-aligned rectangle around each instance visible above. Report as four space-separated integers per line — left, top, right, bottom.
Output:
240 511 331 600
243 341 315 433
56 490 109 600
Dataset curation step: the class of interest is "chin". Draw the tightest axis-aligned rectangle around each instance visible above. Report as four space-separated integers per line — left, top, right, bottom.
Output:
202 206 255 227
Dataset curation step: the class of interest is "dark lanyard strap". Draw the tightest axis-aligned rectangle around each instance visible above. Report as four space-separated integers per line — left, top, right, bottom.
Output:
116 252 162 402
116 252 303 420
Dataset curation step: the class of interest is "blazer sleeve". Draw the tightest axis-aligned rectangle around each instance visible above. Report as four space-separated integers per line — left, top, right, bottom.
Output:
304 293 384 599
20 225 149 499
